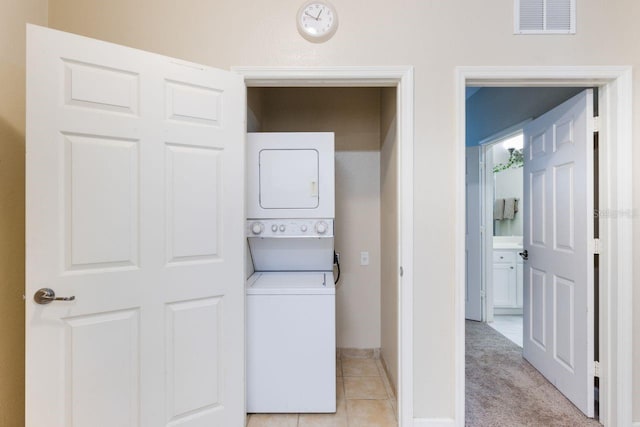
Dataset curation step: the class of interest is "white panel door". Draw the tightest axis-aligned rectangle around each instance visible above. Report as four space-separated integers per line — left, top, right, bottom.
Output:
522 89 594 416
26 25 245 427
465 146 482 321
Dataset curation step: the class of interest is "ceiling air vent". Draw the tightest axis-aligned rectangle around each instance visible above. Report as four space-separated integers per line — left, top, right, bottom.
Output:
515 0 575 34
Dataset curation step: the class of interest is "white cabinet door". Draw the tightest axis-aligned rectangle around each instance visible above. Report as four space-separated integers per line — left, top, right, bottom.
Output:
493 262 516 307
26 25 245 427
522 89 594 417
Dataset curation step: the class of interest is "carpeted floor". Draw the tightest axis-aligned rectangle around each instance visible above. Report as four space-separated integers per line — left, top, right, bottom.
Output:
465 320 601 426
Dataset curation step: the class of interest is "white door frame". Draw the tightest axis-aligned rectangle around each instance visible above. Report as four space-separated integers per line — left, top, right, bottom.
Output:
455 66 633 427
232 66 415 427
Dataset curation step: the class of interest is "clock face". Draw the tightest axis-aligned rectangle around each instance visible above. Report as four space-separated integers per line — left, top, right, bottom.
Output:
297 1 338 42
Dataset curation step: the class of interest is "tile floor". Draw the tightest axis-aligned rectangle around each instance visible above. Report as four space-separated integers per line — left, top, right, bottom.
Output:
488 314 523 347
247 354 397 427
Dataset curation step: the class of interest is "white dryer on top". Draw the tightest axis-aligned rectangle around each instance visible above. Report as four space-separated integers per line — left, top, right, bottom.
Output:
246 132 335 219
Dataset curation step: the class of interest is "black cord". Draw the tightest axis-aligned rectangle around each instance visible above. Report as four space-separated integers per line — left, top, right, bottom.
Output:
334 251 341 284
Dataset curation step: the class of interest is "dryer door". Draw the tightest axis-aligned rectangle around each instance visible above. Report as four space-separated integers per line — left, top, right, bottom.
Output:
260 149 319 209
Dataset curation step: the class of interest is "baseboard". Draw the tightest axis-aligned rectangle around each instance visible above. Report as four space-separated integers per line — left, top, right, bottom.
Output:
413 418 455 427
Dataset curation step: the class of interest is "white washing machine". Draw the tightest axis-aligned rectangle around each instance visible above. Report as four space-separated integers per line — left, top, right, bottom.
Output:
245 132 336 413
246 271 335 413
245 219 336 413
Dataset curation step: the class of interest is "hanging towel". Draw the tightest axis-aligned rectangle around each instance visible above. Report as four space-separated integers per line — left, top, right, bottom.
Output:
494 199 505 220
503 198 517 220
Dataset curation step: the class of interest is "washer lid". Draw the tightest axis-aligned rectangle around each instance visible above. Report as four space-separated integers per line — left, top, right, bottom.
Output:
247 272 335 295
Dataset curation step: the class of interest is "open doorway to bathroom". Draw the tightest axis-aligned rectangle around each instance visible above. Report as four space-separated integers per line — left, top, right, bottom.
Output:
481 130 526 347
464 86 602 426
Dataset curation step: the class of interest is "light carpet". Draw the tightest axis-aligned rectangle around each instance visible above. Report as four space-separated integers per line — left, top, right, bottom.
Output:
466 320 601 426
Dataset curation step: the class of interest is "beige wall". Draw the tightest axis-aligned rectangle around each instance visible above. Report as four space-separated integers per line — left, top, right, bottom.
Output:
380 87 398 392
251 87 384 349
259 87 381 151
15 0 639 421
334 151 381 348
0 1 48 425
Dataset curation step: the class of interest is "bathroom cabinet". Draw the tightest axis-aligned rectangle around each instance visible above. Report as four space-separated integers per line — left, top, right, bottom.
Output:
493 249 523 314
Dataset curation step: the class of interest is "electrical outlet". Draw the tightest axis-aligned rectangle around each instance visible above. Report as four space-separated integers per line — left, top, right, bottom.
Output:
360 251 369 266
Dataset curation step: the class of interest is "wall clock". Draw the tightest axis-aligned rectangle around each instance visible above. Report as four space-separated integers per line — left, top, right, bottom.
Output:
297 1 339 42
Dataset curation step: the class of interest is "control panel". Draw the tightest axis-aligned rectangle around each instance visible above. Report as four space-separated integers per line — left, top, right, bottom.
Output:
247 219 334 238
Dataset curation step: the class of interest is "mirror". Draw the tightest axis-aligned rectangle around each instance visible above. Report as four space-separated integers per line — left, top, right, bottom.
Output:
492 134 523 237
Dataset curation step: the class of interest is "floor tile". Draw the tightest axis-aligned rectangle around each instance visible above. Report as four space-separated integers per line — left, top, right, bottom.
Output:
342 358 380 377
346 399 396 427
488 315 523 347
336 359 342 377
340 348 375 359
343 376 388 400
246 413 298 427
298 399 347 427
375 359 396 400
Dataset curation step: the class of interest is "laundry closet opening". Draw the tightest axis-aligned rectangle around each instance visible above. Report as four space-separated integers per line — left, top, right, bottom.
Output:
246 86 400 401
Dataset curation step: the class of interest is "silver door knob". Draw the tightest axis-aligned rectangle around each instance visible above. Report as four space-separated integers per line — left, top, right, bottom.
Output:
33 288 76 305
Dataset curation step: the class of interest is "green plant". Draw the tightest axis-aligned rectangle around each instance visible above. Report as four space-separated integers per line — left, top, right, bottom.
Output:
493 149 523 173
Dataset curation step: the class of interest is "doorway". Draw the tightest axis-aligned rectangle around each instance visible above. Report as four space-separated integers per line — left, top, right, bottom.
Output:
235 66 415 427
466 86 599 423
455 67 633 427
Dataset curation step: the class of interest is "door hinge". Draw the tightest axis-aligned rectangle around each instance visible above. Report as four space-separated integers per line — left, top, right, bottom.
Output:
594 360 600 378
400 266 404 277
593 238 600 255
480 289 486 299
593 116 600 133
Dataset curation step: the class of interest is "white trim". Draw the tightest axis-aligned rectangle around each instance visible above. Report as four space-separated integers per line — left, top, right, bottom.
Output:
455 66 633 427
413 418 455 427
233 66 415 427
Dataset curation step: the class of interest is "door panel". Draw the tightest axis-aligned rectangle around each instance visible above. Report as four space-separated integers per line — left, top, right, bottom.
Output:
166 298 223 425
26 25 245 427
66 133 139 268
522 89 594 417
67 310 140 427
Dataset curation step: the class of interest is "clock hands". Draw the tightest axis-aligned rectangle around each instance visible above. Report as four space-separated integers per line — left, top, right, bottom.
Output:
304 10 320 21
316 8 323 20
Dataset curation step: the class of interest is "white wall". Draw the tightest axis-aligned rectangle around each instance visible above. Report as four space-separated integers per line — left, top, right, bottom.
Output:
32 0 640 420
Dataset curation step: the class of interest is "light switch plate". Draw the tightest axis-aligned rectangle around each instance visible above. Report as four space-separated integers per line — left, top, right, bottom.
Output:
360 251 369 266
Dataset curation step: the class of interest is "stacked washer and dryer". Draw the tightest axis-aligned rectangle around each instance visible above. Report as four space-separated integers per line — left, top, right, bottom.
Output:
246 132 336 413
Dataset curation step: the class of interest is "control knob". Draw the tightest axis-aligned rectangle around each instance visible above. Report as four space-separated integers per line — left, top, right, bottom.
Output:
251 222 264 235
271 224 278 232
301 225 308 232
279 224 286 232
315 221 328 235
